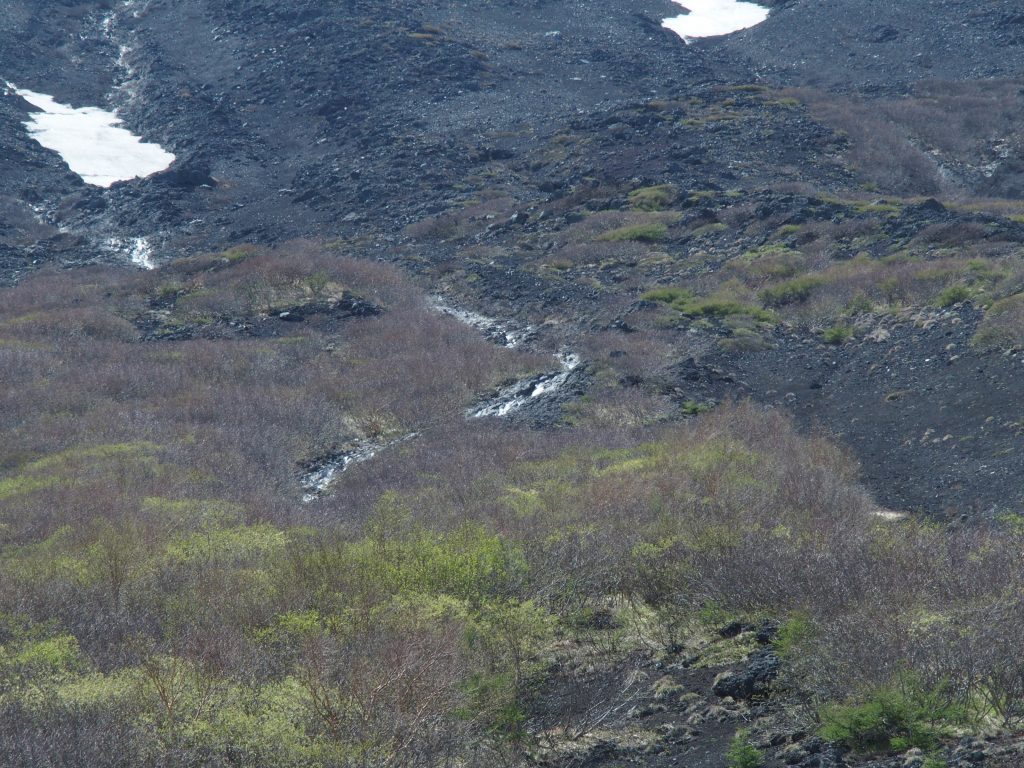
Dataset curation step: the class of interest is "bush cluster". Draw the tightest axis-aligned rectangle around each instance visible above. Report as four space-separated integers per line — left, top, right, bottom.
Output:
4 244 1024 765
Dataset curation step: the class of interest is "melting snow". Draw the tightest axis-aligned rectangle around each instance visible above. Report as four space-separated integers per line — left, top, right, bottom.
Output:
5 83 175 187
662 0 769 42
106 236 156 269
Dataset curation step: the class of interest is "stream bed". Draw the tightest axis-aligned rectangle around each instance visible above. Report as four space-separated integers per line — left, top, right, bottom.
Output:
470 353 582 419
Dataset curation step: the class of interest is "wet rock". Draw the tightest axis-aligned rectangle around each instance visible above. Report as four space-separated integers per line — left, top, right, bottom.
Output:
469 353 584 422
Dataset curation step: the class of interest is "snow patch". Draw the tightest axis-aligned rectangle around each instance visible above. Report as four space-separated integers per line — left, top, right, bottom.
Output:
663 0 769 42
5 83 175 187
872 509 908 522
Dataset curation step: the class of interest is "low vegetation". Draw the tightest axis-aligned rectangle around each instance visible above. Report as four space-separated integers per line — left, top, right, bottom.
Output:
726 729 763 768
4 243 1024 765
644 287 773 322
5 214 1024 766
627 184 677 212
596 222 669 243
973 292 1024 348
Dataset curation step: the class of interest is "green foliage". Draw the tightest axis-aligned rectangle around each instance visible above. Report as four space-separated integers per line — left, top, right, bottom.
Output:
597 223 669 242
964 258 1007 285
628 184 677 212
466 599 552 681
461 670 526 737
934 284 972 307
140 497 245 530
0 635 83 688
643 287 774 322
0 443 161 501
759 275 823 307
973 292 1024 349
4 526 96 585
342 521 528 607
726 729 763 768
221 245 256 263
820 678 967 753
733 244 806 281
822 324 854 344
643 287 694 306
774 614 813 659
816 195 902 215
165 524 287 566
681 400 710 415
846 293 874 313
52 669 140 709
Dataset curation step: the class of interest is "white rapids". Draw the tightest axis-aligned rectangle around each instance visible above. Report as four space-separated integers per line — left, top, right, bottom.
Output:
430 297 533 348
301 433 419 502
106 237 156 270
470 353 581 419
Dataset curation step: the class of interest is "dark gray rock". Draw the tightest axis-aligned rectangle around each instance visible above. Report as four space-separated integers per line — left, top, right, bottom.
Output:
712 649 779 700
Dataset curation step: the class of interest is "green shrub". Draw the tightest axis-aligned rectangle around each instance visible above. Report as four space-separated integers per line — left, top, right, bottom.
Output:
934 284 971 307
597 223 669 242
222 245 257 263
643 287 693 306
643 288 774 322
774 614 813 658
820 679 966 753
759 276 823 307
846 293 874 313
726 729 763 768
628 185 677 212
733 244 805 281
822 324 854 345
972 292 1024 348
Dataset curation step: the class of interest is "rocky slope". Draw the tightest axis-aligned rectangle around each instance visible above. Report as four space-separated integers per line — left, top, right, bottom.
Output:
2 0 1023 521
4 1 1024 765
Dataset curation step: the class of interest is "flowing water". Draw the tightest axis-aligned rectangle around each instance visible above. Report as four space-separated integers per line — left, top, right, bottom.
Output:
469 353 581 419
300 433 419 502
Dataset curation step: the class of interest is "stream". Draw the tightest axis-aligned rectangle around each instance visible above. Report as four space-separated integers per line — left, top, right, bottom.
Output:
299 299 583 500
469 352 582 419
300 432 419 502
430 297 533 348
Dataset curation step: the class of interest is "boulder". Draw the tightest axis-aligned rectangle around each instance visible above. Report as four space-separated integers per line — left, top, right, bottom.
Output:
712 649 779 700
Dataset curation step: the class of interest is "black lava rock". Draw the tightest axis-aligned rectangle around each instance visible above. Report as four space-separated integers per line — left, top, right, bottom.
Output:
712 649 780 700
